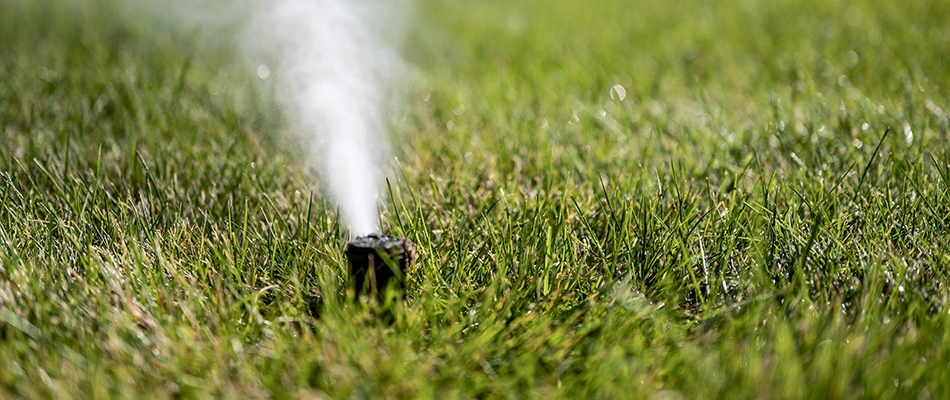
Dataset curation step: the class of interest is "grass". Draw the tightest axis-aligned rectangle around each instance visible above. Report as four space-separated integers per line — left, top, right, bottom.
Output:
2 0 949 397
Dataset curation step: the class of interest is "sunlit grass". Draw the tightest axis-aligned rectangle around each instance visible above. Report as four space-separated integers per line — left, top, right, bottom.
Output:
2 0 949 398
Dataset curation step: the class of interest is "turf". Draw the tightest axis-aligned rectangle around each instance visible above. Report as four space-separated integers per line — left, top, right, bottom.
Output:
2 0 950 398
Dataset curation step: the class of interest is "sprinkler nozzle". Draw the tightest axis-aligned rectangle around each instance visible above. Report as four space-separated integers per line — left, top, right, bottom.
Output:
344 234 414 298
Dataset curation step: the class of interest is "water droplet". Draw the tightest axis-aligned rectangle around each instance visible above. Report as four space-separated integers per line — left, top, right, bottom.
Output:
852 138 863 148
39 67 59 83
844 50 860 68
870 28 883 45
903 123 914 143
610 84 627 101
861 122 870 131
256 64 271 80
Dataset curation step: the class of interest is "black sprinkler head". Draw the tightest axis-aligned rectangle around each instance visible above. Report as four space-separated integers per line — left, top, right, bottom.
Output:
343 233 414 298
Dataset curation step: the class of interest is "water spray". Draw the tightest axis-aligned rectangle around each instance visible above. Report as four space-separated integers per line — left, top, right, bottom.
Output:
154 0 414 297
244 1 415 294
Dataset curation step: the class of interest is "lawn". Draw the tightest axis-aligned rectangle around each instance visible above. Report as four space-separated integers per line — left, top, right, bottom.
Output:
2 0 949 398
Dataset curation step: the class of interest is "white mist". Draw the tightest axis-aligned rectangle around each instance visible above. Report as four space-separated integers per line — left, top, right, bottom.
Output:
244 0 404 236
157 0 408 236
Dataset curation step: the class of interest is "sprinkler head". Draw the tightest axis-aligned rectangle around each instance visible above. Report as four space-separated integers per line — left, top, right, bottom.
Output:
344 233 414 298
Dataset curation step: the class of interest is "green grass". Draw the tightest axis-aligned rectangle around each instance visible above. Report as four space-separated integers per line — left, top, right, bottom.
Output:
2 0 950 397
